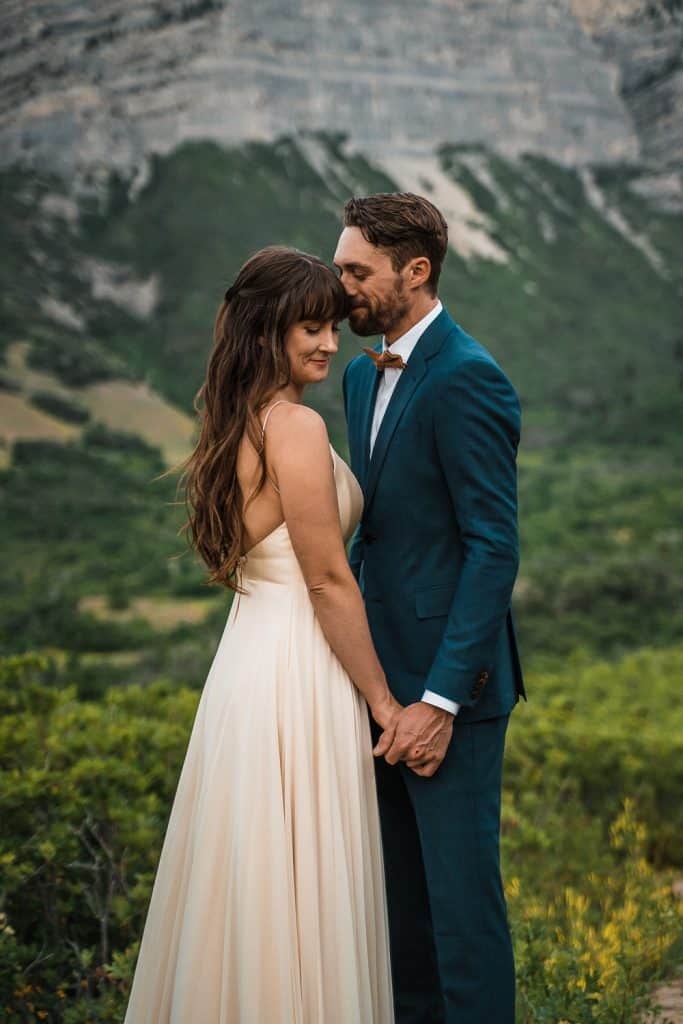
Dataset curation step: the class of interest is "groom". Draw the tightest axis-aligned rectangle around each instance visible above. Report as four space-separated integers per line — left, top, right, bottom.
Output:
336 192 526 1024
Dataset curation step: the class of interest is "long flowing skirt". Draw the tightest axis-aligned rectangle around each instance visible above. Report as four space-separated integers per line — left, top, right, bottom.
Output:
124 575 394 1023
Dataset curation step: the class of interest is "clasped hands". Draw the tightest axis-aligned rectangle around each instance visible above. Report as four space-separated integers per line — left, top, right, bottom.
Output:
370 695 454 778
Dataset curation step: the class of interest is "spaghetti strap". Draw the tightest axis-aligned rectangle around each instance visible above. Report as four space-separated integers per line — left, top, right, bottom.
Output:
261 400 289 440
260 400 290 494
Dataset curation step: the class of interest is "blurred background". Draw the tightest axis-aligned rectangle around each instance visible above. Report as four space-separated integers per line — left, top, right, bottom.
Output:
1 1 682 1021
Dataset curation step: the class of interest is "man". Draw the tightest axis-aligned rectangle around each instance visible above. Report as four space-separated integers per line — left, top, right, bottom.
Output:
336 192 526 1024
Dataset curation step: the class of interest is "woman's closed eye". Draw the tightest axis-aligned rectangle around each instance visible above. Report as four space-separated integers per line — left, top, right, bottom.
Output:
304 324 341 336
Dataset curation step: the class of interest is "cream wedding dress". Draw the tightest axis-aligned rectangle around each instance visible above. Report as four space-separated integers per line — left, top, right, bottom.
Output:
124 422 394 1023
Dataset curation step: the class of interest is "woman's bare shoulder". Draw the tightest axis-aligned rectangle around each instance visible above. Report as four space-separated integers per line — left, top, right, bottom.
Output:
264 402 328 448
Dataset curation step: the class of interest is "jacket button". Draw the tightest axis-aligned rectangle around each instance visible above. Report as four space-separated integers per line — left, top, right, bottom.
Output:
477 670 490 684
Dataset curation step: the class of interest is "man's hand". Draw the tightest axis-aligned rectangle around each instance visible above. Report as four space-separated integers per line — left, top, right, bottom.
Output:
373 702 454 777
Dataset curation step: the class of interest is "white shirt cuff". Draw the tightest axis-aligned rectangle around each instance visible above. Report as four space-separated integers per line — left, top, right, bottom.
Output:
421 690 460 715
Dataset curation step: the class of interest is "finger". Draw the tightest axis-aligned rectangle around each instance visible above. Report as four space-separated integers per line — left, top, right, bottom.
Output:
404 746 428 767
410 756 442 777
384 735 413 766
373 728 394 758
385 723 422 765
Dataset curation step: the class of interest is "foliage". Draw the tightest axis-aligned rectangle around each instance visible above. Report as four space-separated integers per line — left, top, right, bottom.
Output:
0 434 197 652
26 330 130 388
28 391 90 425
515 440 683 661
0 651 681 1021
504 645 683 868
509 803 682 1023
0 653 198 1022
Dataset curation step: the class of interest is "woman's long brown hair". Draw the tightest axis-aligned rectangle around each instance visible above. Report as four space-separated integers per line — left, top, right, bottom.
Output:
180 245 350 591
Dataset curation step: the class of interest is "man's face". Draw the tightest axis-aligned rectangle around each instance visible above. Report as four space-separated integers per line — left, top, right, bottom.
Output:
333 227 411 338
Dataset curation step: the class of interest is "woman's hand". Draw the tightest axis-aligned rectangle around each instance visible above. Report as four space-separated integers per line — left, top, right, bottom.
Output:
370 692 403 754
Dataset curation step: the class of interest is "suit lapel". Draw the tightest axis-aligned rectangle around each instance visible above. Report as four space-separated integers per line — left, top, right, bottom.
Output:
357 348 381 488
364 350 426 512
363 308 456 514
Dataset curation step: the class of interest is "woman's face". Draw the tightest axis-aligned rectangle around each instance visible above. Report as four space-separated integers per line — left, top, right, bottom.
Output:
284 319 341 386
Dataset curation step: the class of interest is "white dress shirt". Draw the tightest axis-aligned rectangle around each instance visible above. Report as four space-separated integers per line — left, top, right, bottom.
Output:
368 301 460 718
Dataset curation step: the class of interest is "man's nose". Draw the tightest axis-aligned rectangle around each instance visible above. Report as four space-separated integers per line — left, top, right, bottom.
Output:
339 272 356 297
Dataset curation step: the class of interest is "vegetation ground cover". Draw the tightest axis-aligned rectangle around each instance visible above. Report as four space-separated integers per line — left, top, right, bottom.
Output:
0 650 680 1022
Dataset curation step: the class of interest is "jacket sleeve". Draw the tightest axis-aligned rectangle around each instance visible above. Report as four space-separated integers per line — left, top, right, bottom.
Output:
347 524 365 584
342 361 364 583
423 357 521 706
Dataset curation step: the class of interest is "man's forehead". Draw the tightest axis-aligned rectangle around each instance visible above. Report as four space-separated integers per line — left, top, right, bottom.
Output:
334 226 387 266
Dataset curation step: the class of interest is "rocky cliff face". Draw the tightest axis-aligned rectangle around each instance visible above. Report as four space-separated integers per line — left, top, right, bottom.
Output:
2 0 651 187
572 0 683 185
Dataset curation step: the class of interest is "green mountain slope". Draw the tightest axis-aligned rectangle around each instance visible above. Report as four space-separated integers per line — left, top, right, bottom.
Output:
1 136 681 670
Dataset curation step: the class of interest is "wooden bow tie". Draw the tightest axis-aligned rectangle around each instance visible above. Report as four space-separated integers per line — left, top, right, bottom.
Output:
363 347 406 371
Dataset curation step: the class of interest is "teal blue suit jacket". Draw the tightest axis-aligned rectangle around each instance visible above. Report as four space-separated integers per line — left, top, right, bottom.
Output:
342 307 526 723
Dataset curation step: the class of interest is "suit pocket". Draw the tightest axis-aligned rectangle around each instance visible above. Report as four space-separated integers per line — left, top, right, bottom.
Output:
414 584 454 619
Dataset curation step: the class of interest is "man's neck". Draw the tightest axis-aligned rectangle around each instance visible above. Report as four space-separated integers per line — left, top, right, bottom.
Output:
385 296 440 346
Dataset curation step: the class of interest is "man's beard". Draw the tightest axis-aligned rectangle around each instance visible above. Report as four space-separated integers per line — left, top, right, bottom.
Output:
348 283 411 338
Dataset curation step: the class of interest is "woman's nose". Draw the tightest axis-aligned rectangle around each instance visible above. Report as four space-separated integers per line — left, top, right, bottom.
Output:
319 329 339 352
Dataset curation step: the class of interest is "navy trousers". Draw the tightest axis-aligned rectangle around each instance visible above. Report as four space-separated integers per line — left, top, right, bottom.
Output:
371 714 515 1024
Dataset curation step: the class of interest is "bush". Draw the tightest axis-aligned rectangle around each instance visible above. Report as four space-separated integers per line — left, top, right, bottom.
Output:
0 649 681 1022
27 332 130 389
505 645 683 868
510 802 682 1023
29 390 91 424
0 653 198 1021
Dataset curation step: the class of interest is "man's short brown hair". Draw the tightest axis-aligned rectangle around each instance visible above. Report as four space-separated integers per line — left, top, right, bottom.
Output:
343 192 449 295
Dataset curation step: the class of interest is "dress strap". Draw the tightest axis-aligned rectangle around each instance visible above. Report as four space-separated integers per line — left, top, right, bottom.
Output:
261 400 289 441
260 400 290 494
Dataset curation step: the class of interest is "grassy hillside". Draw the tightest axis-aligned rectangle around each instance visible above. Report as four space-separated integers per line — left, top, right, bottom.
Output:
1 136 681 672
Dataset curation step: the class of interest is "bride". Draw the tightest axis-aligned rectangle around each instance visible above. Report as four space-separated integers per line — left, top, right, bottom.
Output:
124 246 398 1023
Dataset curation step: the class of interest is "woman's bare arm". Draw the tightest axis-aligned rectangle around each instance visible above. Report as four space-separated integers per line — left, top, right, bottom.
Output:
264 402 399 727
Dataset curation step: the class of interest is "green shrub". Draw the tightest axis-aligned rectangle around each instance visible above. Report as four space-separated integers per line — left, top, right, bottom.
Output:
0 653 198 1021
509 802 682 1023
27 332 130 389
29 391 91 424
506 645 683 867
0 650 681 1022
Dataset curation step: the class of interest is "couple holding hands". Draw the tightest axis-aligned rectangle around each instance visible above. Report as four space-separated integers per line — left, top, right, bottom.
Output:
125 191 526 1024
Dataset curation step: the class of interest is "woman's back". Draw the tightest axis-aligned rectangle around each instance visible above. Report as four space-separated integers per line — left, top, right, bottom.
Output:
236 400 363 564
235 401 288 556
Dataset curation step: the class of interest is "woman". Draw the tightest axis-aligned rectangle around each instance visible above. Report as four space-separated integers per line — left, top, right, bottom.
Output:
124 246 398 1023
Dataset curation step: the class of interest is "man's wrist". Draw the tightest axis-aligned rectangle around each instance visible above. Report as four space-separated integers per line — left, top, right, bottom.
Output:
421 689 460 716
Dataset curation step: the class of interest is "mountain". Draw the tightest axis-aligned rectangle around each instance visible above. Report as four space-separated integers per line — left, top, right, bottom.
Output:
573 0 683 184
2 0 680 196
1 2 682 677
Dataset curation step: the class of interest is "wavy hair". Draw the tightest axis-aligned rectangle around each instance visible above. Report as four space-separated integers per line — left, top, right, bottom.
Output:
180 245 349 590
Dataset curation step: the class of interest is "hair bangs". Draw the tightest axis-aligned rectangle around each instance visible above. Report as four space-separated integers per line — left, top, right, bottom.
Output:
292 261 351 326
